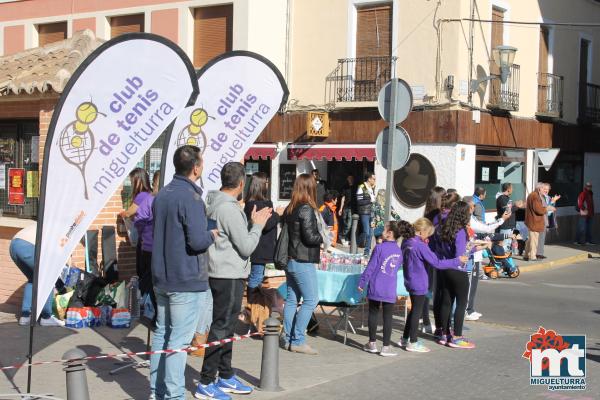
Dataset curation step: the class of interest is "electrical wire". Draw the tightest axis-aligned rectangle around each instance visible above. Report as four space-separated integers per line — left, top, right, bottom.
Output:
443 18 600 28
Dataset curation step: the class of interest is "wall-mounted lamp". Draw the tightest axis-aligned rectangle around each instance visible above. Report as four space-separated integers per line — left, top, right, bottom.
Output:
471 45 518 92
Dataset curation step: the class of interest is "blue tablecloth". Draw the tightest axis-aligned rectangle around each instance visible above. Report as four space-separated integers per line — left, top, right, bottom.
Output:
277 269 409 306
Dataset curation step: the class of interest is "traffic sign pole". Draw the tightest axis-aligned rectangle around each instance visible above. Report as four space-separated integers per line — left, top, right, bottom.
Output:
384 79 397 223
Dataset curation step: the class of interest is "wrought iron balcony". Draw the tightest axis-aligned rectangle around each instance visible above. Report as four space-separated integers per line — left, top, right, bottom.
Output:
536 72 563 119
579 82 600 124
325 56 397 105
487 64 520 112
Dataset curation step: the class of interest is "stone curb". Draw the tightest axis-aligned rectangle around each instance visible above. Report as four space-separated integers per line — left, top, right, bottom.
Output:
517 252 591 273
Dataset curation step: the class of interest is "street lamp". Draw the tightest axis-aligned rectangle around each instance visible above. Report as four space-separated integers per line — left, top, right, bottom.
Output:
471 45 518 91
492 45 517 83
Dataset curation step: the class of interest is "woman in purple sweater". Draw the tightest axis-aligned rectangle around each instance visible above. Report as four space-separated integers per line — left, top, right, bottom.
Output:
358 221 403 357
399 218 467 353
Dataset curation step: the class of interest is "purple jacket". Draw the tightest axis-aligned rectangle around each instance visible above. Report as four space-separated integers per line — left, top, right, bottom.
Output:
401 237 462 295
133 191 154 252
358 241 402 303
432 228 475 271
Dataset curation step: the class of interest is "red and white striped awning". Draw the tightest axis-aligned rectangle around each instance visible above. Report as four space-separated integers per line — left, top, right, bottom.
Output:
287 144 376 161
244 145 277 160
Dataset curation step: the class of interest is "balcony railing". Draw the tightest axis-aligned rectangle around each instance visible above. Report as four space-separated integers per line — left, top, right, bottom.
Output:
487 64 520 112
325 56 397 105
536 72 563 119
579 82 600 124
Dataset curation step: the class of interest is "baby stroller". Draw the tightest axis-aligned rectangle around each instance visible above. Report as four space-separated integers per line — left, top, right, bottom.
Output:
481 247 520 279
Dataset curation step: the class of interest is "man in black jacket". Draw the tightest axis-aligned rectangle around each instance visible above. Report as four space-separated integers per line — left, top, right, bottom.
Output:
312 169 327 207
150 145 217 399
356 172 376 256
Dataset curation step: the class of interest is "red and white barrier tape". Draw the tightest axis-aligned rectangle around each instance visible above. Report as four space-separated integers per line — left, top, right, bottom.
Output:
0 331 262 371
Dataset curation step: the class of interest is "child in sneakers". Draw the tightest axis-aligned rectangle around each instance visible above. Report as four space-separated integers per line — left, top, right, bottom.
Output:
399 218 467 353
358 221 403 357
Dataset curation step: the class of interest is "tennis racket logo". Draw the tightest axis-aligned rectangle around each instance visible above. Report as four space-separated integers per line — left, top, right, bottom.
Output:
59 102 106 200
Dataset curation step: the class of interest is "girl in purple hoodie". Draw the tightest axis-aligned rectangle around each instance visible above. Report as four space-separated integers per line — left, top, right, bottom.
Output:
358 221 403 357
398 218 467 353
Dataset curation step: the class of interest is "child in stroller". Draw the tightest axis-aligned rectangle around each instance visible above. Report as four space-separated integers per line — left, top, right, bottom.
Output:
482 233 521 279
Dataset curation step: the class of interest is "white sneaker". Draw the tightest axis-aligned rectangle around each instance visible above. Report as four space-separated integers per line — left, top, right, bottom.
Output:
379 346 397 357
464 313 480 321
40 316 65 327
471 312 482 318
422 324 436 334
363 341 378 353
18 316 30 326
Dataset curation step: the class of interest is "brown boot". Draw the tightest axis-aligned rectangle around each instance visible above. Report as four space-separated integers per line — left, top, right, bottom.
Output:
189 333 208 357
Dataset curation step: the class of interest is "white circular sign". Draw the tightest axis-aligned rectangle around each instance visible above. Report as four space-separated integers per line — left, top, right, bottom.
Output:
375 126 411 171
378 78 413 123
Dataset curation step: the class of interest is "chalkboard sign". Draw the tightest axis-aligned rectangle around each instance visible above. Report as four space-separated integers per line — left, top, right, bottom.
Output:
279 164 296 200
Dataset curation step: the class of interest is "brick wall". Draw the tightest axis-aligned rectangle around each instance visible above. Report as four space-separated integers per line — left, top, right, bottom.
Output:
0 97 136 306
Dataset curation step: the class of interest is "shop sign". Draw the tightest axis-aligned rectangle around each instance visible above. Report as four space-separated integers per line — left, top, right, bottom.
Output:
8 168 25 205
307 112 329 137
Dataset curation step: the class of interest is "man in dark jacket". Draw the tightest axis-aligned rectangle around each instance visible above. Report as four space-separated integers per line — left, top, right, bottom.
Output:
576 182 595 245
356 172 376 256
150 145 217 400
312 169 327 207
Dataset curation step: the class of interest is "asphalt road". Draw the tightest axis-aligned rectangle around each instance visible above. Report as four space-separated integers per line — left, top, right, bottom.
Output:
271 261 600 400
474 259 600 339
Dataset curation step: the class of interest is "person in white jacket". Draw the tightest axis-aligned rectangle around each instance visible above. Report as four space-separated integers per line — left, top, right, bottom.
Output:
463 196 510 321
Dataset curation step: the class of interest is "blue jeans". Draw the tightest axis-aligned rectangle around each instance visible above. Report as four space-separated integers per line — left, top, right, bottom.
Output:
248 264 265 289
194 289 213 334
284 260 319 346
576 217 594 244
150 288 204 400
9 239 53 319
360 214 372 255
340 208 353 239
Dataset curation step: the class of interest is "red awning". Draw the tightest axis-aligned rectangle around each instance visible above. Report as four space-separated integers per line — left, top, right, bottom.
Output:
287 145 376 161
244 146 276 160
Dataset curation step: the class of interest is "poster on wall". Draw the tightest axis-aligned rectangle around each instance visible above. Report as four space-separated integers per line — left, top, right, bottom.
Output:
34 33 198 318
26 171 39 198
161 51 288 195
481 167 490 182
0 164 5 190
8 168 25 205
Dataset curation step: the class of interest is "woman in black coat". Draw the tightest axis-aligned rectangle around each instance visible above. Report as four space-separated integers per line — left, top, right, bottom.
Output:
243 172 284 291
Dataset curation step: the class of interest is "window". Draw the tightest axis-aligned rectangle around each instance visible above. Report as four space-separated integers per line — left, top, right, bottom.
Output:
38 22 67 46
475 147 526 211
0 120 39 218
193 5 233 68
538 153 583 207
111 14 144 38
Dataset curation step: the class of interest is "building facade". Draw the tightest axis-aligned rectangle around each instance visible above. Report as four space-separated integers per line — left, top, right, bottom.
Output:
0 0 599 305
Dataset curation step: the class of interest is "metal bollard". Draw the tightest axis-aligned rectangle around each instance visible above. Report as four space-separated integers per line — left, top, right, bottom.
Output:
350 214 359 254
63 348 90 400
258 317 283 392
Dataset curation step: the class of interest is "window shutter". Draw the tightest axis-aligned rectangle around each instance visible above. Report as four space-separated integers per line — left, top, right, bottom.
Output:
356 5 392 58
193 5 233 68
111 14 145 38
38 22 67 46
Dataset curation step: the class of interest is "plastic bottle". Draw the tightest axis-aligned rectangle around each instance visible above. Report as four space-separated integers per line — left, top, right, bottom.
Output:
128 276 140 319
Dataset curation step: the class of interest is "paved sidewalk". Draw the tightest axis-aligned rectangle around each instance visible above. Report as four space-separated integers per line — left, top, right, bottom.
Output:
514 243 599 273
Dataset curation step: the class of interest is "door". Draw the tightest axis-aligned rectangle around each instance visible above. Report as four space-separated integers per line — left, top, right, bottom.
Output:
538 27 550 113
355 4 392 101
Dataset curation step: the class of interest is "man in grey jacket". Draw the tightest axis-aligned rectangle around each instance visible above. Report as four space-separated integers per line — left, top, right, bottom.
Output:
196 162 271 400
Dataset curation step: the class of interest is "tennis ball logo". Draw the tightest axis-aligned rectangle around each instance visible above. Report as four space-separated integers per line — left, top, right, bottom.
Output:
59 101 105 200
177 107 214 152
76 102 99 124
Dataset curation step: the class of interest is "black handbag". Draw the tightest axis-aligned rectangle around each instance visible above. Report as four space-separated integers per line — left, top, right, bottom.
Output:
274 222 289 270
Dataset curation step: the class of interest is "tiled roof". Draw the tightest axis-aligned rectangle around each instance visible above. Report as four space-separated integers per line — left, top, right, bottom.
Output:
0 29 104 96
